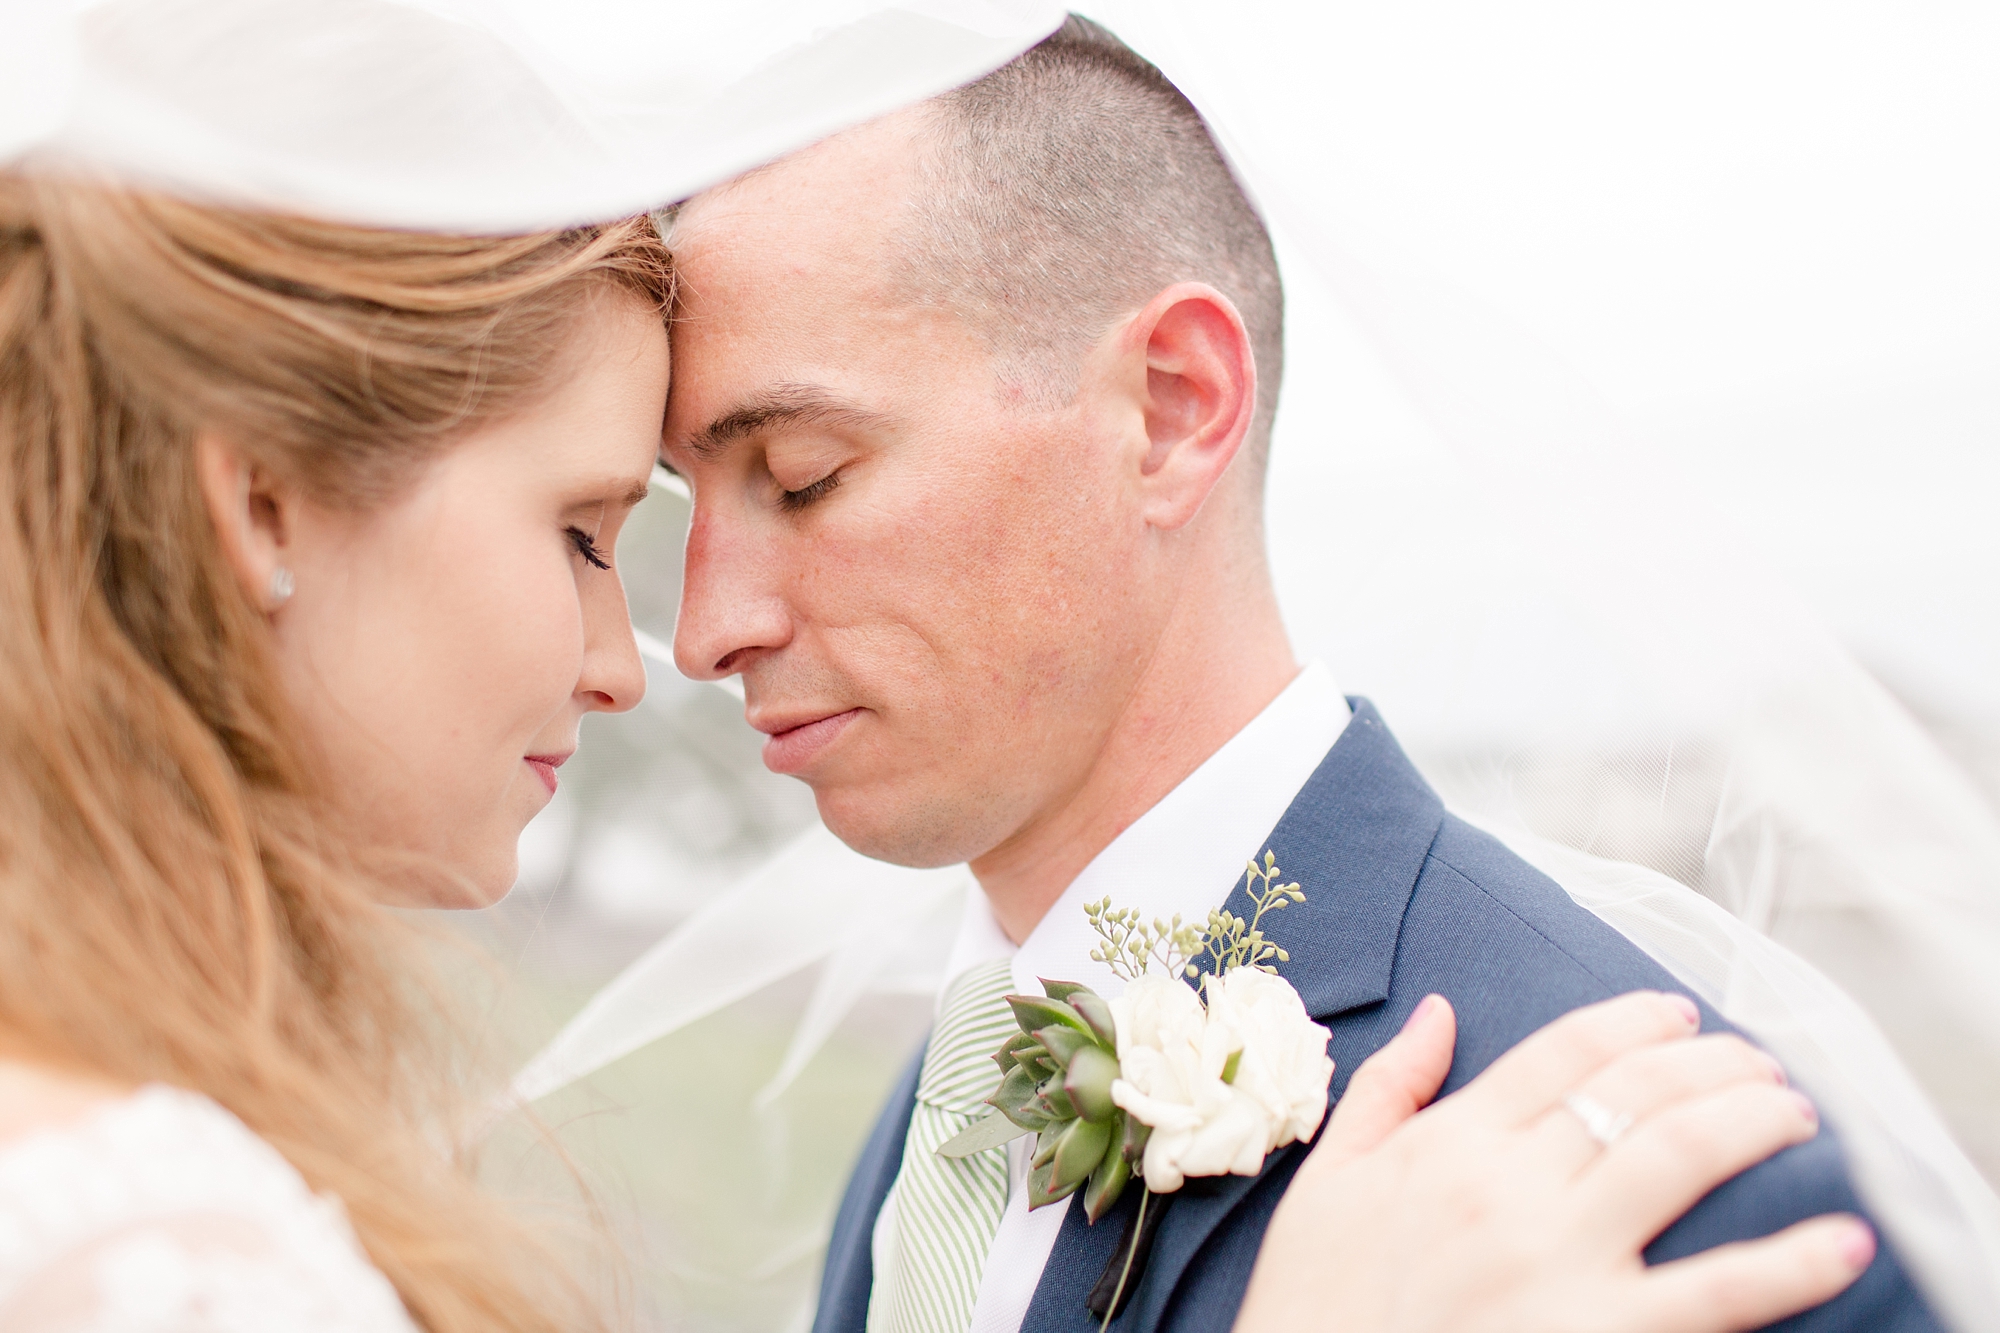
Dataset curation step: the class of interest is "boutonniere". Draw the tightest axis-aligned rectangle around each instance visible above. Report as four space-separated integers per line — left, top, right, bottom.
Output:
940 852 1336 1328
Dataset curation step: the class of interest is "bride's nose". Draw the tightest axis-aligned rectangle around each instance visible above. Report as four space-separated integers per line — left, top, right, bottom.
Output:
576 573 645 714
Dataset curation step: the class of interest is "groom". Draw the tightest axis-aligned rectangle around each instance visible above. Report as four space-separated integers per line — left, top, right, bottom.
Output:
660 17 1938 1333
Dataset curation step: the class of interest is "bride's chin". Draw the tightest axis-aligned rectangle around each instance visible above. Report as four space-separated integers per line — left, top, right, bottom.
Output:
377 771 552 908
368 867 508 911
368 830 522 910
431 872 515 911
460 839 526 909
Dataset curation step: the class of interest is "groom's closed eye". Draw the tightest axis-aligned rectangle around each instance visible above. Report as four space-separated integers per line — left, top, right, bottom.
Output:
777 470 842 513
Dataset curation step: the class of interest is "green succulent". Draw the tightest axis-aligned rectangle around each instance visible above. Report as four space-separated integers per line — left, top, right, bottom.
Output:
936 979 1146 1223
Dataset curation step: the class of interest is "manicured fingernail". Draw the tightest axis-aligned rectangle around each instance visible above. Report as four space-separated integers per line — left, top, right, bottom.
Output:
1838 1220 1876 1271
1403 994 1441 1029
1789 1089 1819 1128
1666 993 1699 1028
1760 1052 1788 1086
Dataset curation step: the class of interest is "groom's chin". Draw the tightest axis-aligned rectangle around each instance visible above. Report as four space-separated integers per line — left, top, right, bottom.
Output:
811 784 997 871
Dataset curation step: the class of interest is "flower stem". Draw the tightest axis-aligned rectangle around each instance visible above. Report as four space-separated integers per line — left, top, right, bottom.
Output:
1099 1186 1151 1332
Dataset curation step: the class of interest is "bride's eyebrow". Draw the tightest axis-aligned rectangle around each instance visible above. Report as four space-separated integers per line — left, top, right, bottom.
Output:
569 477 653 509
683 384 891 460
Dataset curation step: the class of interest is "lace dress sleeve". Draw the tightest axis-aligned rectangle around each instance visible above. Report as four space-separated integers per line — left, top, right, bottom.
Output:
0 1087 419 1333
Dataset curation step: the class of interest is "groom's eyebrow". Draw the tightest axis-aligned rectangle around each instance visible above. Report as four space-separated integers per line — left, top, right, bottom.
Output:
683 384 892 460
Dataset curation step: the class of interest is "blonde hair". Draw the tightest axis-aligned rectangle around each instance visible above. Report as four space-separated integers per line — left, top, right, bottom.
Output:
0 174 672 1330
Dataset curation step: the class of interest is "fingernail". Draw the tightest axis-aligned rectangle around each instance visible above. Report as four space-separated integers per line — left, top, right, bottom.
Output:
1838 1220 1876 1272
1760 1052 1788 1086
1789 1089 1819 1128
1665 993 1699 1028
1402 994 1440 1029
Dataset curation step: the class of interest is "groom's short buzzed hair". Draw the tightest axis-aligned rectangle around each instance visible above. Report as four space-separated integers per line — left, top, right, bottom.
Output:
904 15 1284 473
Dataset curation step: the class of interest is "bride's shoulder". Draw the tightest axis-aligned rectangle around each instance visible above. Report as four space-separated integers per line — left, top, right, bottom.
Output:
0 1062 417 1332
0 1059 127 1144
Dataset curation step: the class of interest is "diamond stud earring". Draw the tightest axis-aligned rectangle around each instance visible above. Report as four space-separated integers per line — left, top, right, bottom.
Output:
268 565 295 608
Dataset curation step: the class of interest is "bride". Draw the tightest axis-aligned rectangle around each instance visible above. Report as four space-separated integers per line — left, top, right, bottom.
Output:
0 183 672 1329
0 175 1863 1332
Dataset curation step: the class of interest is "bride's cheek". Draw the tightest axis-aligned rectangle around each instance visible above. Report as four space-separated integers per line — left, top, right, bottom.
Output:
513 561 592 703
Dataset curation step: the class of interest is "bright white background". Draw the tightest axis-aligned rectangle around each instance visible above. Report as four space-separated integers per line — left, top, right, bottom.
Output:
1221 1 2000 726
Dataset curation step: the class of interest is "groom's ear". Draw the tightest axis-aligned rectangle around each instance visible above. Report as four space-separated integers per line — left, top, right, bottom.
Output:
1114 282 1257 532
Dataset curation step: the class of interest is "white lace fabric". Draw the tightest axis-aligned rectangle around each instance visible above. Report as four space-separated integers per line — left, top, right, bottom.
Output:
0 1084 417 1333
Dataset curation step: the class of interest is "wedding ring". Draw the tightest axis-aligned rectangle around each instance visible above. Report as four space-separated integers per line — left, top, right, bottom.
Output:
1563 1092 1633 1148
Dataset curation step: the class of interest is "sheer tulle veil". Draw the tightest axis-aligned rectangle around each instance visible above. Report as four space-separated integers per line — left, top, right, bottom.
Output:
8 0 1997 1325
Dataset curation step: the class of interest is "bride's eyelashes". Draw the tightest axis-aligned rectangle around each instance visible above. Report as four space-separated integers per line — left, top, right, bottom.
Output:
778 469 842 513
565 525 612 570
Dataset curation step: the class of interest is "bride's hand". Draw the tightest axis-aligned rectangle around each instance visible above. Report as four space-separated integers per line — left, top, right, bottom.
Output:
1236 993 1875 1333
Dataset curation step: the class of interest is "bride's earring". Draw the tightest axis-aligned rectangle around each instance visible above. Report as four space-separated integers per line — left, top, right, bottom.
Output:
267 565 295 609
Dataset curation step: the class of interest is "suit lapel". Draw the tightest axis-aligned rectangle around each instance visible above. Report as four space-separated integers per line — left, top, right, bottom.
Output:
1022 699 1446 1333
1218 699 1443 1020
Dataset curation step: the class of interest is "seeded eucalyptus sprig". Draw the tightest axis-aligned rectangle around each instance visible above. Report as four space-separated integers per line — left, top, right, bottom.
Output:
1085 900 1204 983
938 978 1145 1222
1196 851 1304 976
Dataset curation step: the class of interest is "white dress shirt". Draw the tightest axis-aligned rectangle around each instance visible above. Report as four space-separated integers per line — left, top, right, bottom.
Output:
871 661 1351 1333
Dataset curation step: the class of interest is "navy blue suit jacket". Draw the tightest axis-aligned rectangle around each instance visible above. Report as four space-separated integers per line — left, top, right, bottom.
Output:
813 701 1941 1333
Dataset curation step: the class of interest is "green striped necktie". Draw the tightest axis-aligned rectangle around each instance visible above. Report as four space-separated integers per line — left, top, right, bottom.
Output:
868 957 1019 1333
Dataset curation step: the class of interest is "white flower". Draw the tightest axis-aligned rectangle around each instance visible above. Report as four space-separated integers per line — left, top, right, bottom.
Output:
1108 974 1260 1191
1107 970 1334 1193
1110 971 1208 1060
1201 966 1335 1152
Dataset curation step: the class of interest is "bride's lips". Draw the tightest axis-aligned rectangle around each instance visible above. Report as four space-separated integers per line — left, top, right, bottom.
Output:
524 752 571 795
757 708 861 775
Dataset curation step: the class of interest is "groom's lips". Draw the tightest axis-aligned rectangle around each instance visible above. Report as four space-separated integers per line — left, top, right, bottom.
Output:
756 708 861 775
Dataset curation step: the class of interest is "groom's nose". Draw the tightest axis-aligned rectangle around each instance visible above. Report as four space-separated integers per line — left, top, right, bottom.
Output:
673 506 793 681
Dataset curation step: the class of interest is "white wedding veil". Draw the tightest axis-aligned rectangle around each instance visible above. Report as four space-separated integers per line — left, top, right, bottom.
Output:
8 1 1997 1327
0 0 1067 228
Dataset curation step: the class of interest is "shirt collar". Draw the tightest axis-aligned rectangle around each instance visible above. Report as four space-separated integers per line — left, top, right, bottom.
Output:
942 661 1352 1002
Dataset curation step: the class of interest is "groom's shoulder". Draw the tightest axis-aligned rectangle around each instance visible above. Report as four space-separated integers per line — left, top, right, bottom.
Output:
1390 814 1689 1069
1355 815 1943 1332
1416 814 1678 975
